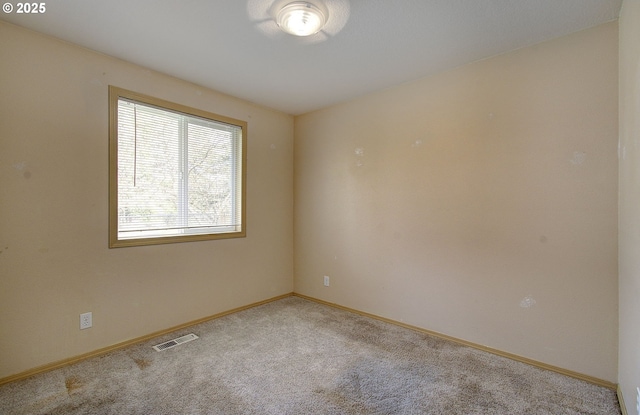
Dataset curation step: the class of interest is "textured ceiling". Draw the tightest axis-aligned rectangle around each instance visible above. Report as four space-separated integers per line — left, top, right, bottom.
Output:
0 0 622 115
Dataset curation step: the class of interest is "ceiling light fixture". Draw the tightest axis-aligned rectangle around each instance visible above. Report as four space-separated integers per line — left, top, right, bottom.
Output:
276 1 327 37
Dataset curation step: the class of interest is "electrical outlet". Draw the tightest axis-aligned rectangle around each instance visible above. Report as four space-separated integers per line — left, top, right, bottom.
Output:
323 275 330 287
80 312 92 330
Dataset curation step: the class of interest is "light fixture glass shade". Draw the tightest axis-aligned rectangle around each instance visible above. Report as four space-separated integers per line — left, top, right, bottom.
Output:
277 2 327 36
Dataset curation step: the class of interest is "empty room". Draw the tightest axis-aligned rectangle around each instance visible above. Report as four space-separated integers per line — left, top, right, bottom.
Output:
1 0 639 414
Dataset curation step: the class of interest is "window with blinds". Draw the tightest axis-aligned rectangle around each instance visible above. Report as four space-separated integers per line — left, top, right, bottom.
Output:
109 86 246 247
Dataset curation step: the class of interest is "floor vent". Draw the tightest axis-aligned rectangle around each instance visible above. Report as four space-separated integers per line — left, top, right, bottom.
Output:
153 333 199 352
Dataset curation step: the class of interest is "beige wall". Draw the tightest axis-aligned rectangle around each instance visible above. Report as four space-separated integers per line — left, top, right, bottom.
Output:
0 21 294 379
295 23 619 382
618 0 640 412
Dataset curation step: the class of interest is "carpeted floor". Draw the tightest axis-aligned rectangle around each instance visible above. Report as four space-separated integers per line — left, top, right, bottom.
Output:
0 296 621 414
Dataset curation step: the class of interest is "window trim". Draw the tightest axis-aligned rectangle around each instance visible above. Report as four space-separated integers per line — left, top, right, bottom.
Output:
108 86 247 248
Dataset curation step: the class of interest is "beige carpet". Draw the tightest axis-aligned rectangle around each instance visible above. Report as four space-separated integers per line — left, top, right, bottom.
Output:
0 296 621 414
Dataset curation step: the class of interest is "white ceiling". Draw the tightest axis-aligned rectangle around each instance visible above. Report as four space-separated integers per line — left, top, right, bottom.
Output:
1 0 622 115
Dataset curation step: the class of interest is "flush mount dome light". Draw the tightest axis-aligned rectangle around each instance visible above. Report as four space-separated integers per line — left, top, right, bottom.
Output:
277 1 327 36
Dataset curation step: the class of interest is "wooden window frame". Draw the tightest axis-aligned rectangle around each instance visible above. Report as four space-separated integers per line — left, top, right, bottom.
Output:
108 86 247 248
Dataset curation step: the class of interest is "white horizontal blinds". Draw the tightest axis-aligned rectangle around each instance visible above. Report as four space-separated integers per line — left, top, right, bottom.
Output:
117 98 242 239
233 126 243 229
186 119 241 230
117 99 181 235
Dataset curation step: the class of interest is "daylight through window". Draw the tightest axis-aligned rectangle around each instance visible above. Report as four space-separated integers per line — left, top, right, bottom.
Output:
109 86 246 247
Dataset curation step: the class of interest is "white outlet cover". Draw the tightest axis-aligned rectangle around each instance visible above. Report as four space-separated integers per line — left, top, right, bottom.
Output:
80 312 92 330
323 276 330 286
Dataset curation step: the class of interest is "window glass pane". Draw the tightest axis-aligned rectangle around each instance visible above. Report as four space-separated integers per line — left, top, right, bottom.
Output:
187 120 235 229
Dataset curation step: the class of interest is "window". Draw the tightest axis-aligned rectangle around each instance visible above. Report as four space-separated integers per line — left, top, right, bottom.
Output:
109 86 246 247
